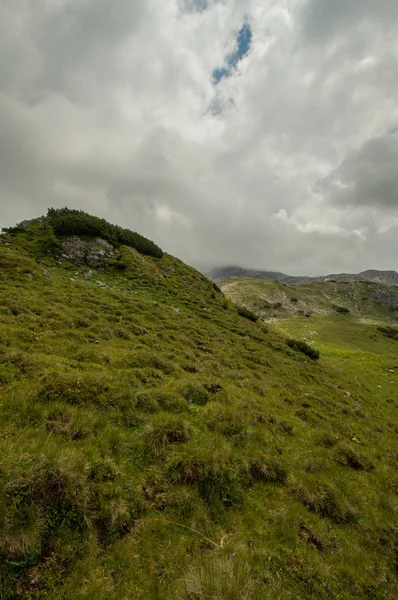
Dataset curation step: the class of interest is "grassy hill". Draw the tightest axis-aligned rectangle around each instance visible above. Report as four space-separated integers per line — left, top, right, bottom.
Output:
0 217 397 599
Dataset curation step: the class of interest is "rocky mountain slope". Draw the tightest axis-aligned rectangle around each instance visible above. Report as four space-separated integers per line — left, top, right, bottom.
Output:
220 277 398 321
209 265 398 287
0 211 397 600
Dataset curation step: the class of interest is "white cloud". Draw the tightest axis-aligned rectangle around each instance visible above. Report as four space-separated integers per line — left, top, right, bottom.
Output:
0 0 397 275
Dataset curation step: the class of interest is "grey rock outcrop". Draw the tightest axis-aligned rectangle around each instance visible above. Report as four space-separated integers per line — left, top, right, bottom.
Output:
60 237 120 269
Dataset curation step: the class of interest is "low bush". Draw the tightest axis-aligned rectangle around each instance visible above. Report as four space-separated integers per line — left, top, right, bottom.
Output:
47 207 163 258
286 339 320 360
333 305 350 314
236 306 259 322
378 326 398 341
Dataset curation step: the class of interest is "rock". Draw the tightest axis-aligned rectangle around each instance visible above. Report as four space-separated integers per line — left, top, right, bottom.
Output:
171 307 180 313
60 236 120 269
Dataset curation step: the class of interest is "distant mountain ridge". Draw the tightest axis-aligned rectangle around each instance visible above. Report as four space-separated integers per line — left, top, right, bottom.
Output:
208 266 398 287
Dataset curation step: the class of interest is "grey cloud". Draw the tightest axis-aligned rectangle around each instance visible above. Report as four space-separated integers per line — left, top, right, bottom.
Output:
318 134 398 209
301 0 398 42
0 0 397 276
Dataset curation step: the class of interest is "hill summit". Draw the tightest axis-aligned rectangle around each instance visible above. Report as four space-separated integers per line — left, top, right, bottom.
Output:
0 210 397 600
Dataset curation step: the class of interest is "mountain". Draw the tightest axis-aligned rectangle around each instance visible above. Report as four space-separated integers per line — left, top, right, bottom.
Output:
208 265 398 287
220 277 398 321
0 210 397 600
207 265 291 283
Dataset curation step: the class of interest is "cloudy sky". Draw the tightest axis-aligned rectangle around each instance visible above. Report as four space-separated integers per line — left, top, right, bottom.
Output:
1 0 398 275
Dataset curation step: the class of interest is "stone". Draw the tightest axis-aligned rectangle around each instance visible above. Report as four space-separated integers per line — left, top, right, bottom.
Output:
60 236 120 269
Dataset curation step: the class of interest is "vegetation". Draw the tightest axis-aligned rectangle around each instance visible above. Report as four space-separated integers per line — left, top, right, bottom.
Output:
286 338 320 360
45 207 163 258
333 305 350 314
378 326 398 341
236 305 259 322
220 277 398 321
0 216 397 599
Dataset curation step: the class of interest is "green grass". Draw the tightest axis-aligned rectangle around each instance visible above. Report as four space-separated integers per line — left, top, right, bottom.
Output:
0 221 397 599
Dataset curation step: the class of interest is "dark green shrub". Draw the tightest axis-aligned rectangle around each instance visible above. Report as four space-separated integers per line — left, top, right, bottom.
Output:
378 326 398 341
286 339 320 360
291 297 298 303
47 207 163 258
236 306 259 322
333 305 350 314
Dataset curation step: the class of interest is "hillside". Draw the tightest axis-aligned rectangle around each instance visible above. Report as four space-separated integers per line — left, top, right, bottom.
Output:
220 277 398 321
0 214 397 600
209 266 398 287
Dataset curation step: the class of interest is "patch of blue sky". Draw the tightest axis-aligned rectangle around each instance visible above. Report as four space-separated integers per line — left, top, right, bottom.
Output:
212 22 252 84
180 0 223 14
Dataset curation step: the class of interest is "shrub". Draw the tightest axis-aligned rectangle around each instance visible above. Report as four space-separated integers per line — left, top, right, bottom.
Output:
291 297 299 303
236 306 259 322
333 305 350 314
47 207 163 258
213 282 222 293
286 339 320 360
378 326 398 341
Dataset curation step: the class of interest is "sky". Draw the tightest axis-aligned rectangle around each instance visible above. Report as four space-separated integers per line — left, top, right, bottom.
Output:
1 0 398 276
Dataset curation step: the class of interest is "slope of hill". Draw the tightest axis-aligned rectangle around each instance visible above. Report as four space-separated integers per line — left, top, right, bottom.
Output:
209 266 398 287
0 214 397 600
220 277 398 321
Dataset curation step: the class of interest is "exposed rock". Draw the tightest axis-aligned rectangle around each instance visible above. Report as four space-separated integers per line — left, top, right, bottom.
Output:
60 237 120 269
368 287 398 311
